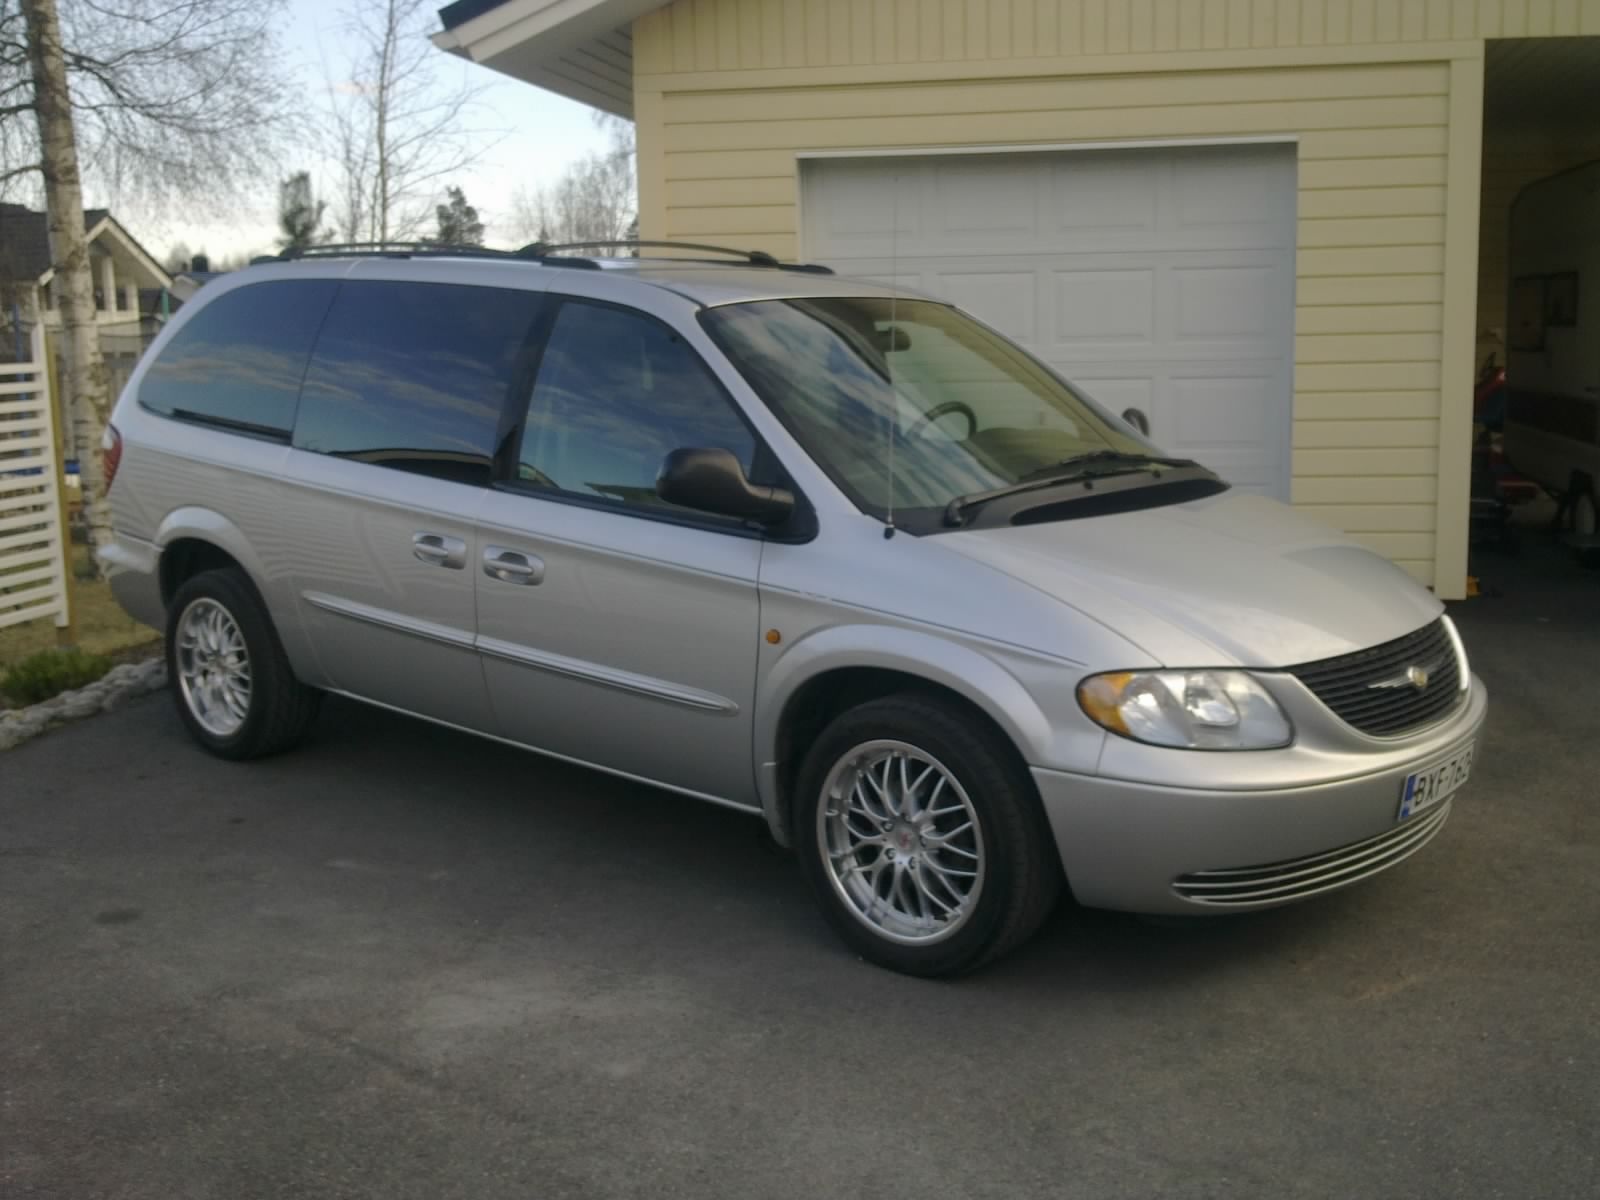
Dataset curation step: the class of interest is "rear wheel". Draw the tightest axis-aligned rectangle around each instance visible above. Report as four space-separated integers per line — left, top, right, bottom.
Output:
793 693 1061 976
166 567 320 759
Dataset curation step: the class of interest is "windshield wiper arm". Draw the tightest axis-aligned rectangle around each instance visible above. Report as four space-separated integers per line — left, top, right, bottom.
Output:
944 452 1203 528
1017 450 1196 481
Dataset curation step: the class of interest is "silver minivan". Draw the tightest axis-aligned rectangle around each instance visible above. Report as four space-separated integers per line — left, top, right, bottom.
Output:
101 244 1488 976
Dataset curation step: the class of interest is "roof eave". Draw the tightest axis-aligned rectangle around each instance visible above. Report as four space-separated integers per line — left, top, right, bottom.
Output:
36 215 173 290
432 0 663 118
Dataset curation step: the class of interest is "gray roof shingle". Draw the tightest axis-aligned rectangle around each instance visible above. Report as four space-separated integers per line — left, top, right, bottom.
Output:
0 203 114 283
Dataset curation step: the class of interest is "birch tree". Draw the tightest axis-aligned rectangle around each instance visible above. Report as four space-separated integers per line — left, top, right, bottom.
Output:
328 0 489 244
2 0 297 550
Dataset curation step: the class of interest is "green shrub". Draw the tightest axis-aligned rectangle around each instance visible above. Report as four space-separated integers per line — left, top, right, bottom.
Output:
1 646 112 707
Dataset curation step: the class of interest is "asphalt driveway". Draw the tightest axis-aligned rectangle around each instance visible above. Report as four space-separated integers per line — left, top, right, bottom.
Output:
2 569 1596 1199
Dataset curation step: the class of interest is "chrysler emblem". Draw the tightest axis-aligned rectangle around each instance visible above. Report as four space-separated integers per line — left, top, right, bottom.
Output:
1370 663 1432 691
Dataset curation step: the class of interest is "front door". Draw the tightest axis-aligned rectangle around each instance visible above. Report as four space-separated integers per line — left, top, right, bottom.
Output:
475 298 765 805
280 275 546 731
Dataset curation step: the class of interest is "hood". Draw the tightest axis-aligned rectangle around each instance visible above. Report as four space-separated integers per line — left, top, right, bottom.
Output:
940 491 1442 668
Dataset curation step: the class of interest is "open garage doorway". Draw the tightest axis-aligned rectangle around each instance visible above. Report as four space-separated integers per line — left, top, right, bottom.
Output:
1470 37 1600 598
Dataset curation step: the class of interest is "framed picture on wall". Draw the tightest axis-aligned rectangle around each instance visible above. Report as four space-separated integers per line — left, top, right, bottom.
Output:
1544 272 1579 327
1509 275 1546 351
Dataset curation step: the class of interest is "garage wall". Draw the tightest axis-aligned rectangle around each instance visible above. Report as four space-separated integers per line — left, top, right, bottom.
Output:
629 3 1600 595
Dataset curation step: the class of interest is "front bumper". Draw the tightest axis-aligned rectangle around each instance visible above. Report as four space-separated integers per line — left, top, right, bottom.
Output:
1033 676 1488 914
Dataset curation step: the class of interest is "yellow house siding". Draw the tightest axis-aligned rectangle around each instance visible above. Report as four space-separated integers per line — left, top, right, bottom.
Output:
635 0 1600 71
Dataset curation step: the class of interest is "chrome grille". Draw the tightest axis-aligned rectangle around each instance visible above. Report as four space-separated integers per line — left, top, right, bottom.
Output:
1286 619 1463 737
1173 801 1452 905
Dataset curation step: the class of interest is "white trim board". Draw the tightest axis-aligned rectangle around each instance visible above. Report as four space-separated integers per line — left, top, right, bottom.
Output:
794 135 1300 162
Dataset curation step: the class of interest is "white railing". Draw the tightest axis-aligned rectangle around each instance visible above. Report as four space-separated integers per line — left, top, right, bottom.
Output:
0 322 69 633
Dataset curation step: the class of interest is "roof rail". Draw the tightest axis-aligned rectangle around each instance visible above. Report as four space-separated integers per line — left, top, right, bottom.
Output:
520 239 834 275
258 242 601 270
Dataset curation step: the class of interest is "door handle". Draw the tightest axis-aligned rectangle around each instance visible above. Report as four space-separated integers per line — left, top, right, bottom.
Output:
483 546 545 586
412 532 466 570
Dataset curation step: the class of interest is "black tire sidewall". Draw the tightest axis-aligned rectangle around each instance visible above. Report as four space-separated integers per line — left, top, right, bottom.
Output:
165 569 286 759
792 694 1047 976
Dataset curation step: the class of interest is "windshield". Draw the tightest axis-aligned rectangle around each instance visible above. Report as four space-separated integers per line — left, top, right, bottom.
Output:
700 297 1164 532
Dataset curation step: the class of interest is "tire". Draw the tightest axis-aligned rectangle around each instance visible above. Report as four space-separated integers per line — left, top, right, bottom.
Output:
792 692 1062 977
165 567 320 760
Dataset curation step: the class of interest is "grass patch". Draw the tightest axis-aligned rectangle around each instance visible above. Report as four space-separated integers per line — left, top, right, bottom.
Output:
1 645 112 706
0 546 160 672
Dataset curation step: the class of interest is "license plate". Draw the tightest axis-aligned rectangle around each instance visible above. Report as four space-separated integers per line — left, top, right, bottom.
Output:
1398 743 1474 821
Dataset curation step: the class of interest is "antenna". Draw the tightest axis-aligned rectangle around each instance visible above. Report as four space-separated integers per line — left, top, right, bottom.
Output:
883 171 900 540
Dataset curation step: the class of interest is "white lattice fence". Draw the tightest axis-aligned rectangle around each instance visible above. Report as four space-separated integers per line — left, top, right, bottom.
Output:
0 322 69 632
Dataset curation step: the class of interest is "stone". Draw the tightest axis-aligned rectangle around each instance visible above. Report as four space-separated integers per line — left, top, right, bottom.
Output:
0 652 167 754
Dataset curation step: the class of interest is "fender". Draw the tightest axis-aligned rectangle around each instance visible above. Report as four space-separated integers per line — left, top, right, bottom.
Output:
150 507 325 684
753 623 1061 845
154 506 272 593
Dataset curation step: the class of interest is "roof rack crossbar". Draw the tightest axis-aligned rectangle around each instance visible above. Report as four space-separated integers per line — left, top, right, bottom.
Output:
520 239 834 275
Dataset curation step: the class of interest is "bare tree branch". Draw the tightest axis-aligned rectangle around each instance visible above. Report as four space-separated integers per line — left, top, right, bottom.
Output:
326 0 498 244
509 122 636 249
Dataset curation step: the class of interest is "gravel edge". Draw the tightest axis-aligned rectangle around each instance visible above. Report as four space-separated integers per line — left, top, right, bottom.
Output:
0 657 168 752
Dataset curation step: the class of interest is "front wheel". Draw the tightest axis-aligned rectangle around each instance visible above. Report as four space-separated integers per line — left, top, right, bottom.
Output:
166 567 320 760
793 693 1062 976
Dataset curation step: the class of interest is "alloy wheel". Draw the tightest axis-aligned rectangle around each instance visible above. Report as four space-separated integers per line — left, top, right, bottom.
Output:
816 739 986 945
175 597 252 737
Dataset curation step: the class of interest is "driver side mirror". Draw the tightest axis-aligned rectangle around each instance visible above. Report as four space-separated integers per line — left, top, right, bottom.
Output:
656 447 795 527
1121 407 1151 436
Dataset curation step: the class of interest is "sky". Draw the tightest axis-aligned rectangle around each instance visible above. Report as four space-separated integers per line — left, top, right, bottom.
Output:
105 0 614 264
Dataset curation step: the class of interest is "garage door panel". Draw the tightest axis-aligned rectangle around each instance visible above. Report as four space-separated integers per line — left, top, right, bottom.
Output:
801 162 921 248
1174 149 1296 233
933 271 1038 342
936 160 1040 239
1054 269 1156 344
852 272 930 293
802 145 1296 500
1171 376 1278 447
1049 158 1162 232
1173 265 1278 342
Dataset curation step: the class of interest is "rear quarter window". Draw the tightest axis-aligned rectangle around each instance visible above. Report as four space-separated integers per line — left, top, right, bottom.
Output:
139 279 338 437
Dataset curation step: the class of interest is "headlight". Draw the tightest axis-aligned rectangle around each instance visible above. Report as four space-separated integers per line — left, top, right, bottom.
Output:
1077 670 1293 750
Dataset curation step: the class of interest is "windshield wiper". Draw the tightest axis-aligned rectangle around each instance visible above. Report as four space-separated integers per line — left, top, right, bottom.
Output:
1017 449 1196 481
943 452 1202 528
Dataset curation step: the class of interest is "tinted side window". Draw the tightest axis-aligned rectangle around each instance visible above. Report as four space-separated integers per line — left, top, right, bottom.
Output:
293 280 544 487
140 279 337 436
516 301 756 514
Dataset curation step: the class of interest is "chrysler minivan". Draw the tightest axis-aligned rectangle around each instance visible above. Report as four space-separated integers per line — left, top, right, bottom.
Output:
99 243 1487 976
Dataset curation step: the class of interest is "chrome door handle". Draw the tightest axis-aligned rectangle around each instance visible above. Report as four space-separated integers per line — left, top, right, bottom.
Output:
483 546 545 586
412 532 466 570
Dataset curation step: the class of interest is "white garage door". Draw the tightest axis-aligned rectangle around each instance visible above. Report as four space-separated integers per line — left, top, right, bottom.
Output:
800 144 1297 498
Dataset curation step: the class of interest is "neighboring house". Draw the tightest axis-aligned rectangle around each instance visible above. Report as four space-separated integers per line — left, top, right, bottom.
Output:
0 203 173 348
169 255 222 305
435 0 1600 600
